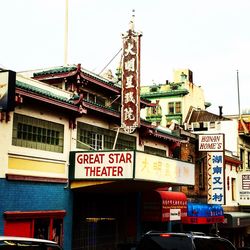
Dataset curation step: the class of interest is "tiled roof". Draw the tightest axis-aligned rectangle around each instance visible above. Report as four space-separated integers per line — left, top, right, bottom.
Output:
188 109 229 122
16 79 181 141
16 80 74 104
33 66 77 77
16 80 119 115
32 65 121 89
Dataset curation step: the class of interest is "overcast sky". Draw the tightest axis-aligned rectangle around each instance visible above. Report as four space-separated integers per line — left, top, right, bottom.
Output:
1 0 250 115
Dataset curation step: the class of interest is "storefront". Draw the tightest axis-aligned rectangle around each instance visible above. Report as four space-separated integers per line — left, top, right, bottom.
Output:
182 202 224 234
69 150 195 249
141 190 187 232
219 212 250 247
4 210 66 245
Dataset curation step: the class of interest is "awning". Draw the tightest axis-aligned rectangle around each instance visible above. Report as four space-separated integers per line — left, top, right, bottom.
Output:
141 190 187 222
220 212 250 228
182 203 224 224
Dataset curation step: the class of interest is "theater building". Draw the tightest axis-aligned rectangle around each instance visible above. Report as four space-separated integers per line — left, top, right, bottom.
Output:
0 22 195 249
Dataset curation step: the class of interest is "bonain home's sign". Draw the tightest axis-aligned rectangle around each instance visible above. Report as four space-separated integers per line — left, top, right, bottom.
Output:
72 151 134 179
198 134 224 151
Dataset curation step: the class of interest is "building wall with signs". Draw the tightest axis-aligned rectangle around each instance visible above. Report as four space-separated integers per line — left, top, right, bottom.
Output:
196 120 238 155
0 75 73 249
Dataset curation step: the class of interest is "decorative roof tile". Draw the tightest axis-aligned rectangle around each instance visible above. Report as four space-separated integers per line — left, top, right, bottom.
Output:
16 80 74 104
33 66 77 77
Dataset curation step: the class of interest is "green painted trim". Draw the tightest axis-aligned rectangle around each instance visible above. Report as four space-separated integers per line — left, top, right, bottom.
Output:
33 66 77 77
16 80 74 104
141 89 189 98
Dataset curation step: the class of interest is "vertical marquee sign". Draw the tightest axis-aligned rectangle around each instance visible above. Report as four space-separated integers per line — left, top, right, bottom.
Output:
121 20 142 134
198 134 225 205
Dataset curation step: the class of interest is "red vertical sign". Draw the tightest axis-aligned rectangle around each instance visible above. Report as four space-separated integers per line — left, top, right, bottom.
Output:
121 26 142 134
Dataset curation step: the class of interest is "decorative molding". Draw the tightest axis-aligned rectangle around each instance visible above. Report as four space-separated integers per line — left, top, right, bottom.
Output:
6 174 68 184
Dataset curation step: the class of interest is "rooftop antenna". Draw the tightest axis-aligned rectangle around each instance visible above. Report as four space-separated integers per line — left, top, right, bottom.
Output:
64 0 69 66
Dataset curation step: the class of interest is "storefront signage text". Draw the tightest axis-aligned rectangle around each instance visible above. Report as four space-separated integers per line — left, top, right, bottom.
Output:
74 151 134 179
121 24 141 134
207 152 224 204
134 151 195 185
198 134 224 151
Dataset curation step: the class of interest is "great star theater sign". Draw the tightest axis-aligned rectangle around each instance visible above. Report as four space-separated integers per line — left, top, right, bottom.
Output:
71 151 134 179
121 21 142 134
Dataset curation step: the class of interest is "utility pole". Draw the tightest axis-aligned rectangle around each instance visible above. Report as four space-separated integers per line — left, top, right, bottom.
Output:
237 70 241 118
64 0 69 66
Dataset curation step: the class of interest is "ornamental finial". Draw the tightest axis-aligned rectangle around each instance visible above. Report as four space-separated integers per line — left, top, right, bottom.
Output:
129 9 135 31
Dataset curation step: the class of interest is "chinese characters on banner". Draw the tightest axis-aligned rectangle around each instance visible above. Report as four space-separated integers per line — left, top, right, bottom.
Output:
207 151 224 204
198 134 225 205
121 25 142 134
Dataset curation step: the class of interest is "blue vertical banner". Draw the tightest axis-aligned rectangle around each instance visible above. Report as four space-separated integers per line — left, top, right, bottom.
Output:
207 151 224 204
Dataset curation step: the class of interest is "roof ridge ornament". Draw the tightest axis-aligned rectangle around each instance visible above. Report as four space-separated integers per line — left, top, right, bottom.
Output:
129 9 135 31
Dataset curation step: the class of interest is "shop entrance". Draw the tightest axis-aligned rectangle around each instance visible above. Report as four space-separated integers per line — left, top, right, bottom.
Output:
80 218 117 249
72 192 137 250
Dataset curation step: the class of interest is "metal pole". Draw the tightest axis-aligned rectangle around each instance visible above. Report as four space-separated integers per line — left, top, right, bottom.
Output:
64 0 69 66
237 70 241 118
112 127 120 150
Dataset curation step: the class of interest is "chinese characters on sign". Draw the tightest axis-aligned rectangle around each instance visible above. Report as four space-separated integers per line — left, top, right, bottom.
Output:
207 152 224 204
134 151 195 185
198 134 225 205
121 26 142 134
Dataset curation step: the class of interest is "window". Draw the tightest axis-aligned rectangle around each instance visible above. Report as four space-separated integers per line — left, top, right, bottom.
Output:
144 146 166 157
232 178 236 201
175 102 181 113
240 148 245 170
4 210 65 247
247 151 250 170
77 122 136 150
88 93 96 103
12 113 64 153
168 102 181 114
168 102 174 114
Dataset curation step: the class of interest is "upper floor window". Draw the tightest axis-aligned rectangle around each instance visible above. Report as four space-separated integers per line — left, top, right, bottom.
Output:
168 102 181 114
144 146 166 157
12 113 64 153
77 122 136 151
247 151 250 170
232 178 236 201
240 148 245 170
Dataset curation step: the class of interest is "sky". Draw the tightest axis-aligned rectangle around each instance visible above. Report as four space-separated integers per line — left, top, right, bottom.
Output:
1 0 250 115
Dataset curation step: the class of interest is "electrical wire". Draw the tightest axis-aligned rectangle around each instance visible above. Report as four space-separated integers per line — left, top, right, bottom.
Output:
98 48 122 75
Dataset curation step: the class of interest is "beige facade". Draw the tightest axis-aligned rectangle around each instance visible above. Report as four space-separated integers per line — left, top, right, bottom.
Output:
140 69 206 127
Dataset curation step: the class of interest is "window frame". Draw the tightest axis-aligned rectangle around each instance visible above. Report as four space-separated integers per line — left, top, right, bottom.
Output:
12 113 64 153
